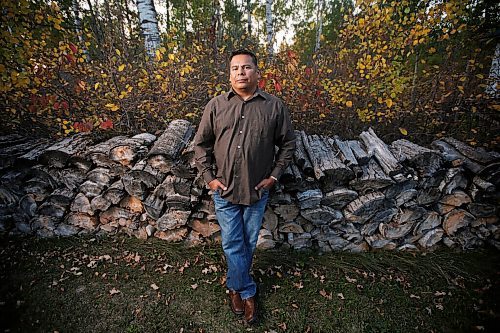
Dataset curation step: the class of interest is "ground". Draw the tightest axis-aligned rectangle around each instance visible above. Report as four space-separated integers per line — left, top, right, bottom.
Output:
1 235 499 333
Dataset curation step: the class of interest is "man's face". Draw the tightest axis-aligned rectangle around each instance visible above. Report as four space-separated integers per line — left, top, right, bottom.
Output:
229 54 260 93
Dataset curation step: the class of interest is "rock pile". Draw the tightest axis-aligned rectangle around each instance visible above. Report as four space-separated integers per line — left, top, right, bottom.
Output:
1 119 498 252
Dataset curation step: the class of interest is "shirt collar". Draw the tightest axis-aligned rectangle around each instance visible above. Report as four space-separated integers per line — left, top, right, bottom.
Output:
226 88 267 101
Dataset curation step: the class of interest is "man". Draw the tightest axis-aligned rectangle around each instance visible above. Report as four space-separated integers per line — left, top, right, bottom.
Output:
194 49 296 324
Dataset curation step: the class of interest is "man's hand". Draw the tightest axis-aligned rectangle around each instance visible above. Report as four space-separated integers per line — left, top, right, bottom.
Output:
208 179 227 191
254 177 276 191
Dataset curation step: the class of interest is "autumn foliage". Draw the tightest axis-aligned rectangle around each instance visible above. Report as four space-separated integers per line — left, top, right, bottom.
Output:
1 0 499 149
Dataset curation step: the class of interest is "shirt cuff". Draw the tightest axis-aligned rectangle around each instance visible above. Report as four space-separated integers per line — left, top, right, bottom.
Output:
202 171 216 184
270 168 282 180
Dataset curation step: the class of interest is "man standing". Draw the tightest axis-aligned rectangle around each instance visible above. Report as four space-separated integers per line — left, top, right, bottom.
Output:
194 49 296 324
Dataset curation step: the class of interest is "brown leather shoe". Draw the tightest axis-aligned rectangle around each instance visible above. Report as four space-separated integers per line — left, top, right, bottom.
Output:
243 296 257 324
228 290 244 316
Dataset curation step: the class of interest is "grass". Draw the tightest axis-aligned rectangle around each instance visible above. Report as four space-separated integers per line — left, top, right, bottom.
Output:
1 235 499 333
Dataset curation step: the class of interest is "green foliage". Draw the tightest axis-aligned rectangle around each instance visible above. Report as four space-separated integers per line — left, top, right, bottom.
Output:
0 0 498 149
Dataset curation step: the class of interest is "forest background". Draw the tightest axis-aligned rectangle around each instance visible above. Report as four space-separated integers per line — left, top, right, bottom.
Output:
1 0 499 150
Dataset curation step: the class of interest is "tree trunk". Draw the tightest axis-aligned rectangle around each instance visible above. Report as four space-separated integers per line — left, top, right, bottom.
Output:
485 42 499 98
266 0 274 57
72 0 85 46
247 0 252 36
136 0 161 58
314 0 324 53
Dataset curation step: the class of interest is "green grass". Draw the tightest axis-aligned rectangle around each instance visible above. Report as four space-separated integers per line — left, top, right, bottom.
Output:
1 235 499 333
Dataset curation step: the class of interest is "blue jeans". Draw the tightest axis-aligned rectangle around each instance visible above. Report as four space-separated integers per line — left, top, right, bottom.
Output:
213 190 269 300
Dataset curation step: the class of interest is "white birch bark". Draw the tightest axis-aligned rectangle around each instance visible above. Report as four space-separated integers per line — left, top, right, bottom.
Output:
314 0 324 53
136 0 161 58
247 0 252 36
72 0 83 42
266 0 274 57
486 42 500 98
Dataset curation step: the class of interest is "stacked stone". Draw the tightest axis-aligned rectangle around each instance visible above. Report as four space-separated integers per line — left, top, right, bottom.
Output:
0 121 498 252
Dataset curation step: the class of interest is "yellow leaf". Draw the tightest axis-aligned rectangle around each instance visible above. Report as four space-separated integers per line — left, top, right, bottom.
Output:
115 49 121 56
399 128 408 135
94 82 100 90
105 103 120 111
385 99 393 108
346 101 353 107
118 64 125 72
168 54 175 61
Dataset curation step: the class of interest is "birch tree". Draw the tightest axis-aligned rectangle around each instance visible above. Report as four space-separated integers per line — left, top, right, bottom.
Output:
247 0 252 36
486 42 500 98
266 0 274 57
136 0 161 57
314 0 324 53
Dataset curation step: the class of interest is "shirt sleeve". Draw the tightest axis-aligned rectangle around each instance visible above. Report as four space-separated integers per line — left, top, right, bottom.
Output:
194 101 216 184
271 102 296 180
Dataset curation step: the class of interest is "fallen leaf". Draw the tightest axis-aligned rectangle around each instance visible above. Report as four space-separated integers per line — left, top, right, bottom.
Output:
320 289 332 300
109 288 120 295
345 275 357 283
151 283 159 290
179 260 190 274
191 284 198 290
410 294 421 299
337 293 345 300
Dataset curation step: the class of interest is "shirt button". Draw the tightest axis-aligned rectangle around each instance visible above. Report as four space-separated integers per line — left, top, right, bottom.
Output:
241 116 245 119
237 145 241 149
239 131 242 134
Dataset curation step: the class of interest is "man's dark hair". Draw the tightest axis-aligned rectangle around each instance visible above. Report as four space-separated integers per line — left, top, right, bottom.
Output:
230 49 258 67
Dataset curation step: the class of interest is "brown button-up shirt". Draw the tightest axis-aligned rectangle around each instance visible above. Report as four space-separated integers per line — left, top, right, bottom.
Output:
194 88 296 205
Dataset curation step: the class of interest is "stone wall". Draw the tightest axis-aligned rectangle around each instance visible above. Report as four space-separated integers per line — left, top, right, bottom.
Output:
0 119 498 252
